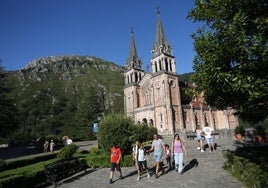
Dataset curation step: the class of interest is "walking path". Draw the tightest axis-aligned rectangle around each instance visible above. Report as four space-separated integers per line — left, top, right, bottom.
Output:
48 136 244 188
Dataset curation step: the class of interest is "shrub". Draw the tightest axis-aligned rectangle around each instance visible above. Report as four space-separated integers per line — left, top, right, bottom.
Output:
0 160 53 188
132 123 157 143
57 144 79 160
223 150 268 188
0 159 7 172
85 147 133 168
86 155 110 168
98 113 134 155
90 147 105 155
234 146 268 172
120 154 133 167
0 153 57 172
86 147 109 168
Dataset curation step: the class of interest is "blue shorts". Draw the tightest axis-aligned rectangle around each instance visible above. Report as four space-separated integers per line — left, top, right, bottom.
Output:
197 135 203 140
206 138 214 144
154 153 163 162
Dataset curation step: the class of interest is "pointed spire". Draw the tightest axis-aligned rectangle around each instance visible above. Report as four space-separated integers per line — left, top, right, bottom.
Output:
126 26 142 70
151 6 172 56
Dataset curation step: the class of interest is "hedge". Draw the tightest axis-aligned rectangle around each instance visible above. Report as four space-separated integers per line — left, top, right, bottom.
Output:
0 153 57 172
223 150 268 188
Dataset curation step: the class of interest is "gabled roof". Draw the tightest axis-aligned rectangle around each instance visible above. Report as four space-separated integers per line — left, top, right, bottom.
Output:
183 101 210 110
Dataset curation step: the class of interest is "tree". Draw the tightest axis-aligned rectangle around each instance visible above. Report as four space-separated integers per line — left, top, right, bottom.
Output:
98 114 134 154
77 86 104 122
131 123 157 143
0 63 20 139
74 85 105 139
187 0 268 124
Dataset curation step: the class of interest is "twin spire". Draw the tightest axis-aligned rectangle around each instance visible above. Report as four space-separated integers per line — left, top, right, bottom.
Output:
152 6 172 56
125 7 172 71
125 27 142 71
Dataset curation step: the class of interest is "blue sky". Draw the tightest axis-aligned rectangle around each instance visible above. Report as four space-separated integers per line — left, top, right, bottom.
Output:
0 0 200 74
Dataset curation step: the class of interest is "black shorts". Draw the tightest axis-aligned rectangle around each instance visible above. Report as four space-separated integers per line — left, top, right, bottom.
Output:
137 160 148 170
111 162 121 171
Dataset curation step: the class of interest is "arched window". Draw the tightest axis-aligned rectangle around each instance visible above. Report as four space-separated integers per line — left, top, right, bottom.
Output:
159 60 162 71
165 58 168 71
149 119 154 126
169 59 172 72
142 118 148 125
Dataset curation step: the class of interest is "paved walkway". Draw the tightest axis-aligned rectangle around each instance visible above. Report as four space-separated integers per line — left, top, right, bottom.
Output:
48 136 244 188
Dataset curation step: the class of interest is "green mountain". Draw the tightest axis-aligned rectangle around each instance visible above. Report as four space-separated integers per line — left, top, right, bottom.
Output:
6 55 124 140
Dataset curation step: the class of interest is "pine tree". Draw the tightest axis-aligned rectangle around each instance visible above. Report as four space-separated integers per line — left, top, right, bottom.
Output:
0 63 20 139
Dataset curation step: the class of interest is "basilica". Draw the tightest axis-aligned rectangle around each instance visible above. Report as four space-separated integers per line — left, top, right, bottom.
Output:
124 9 238 135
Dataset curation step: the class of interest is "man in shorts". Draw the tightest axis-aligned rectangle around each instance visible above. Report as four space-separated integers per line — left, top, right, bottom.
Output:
202 125 216 152
147 134 165 178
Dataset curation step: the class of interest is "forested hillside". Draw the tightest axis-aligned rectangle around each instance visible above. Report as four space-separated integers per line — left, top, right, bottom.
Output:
6 56 124 141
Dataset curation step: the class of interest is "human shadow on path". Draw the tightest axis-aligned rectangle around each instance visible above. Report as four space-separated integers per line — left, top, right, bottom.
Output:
124 169 138 178
57 169 97 186
148 162 168 178
181 159 198 174
203 143 218 151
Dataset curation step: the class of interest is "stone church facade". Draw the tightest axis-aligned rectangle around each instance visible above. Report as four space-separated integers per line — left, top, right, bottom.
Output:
124 9 238 135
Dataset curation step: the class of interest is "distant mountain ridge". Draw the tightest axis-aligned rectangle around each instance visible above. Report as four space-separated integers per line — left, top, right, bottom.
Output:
21 55 122 73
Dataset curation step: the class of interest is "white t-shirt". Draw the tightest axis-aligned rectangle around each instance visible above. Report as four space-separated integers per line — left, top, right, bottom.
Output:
137 148 146 162
133 145 138 154
202 126 214 138
66 139 72 145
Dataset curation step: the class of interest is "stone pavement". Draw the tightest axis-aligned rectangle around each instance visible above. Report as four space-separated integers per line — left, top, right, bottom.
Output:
48 136 244 188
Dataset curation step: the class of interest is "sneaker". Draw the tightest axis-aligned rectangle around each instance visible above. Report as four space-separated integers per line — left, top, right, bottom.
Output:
119 175 123 180
147 173 150 178
155 174 158 179
201 150 204 152
136 176 140 180
109 179 112 184
197 147 200 150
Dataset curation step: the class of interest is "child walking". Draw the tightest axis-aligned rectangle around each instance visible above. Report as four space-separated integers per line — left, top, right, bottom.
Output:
136 142 150 180
165 144 172 170
109 144 123 184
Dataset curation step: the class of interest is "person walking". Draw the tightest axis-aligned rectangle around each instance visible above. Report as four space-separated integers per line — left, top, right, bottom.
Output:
43 139 49 153
109 143 123 184
136 142 150 180
202 125 216 152
165 144 172 170
147 134 165 179
132 140 139 168
66 137 73 145
49 140 55 153
196 126 204 152
171 134 187 175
